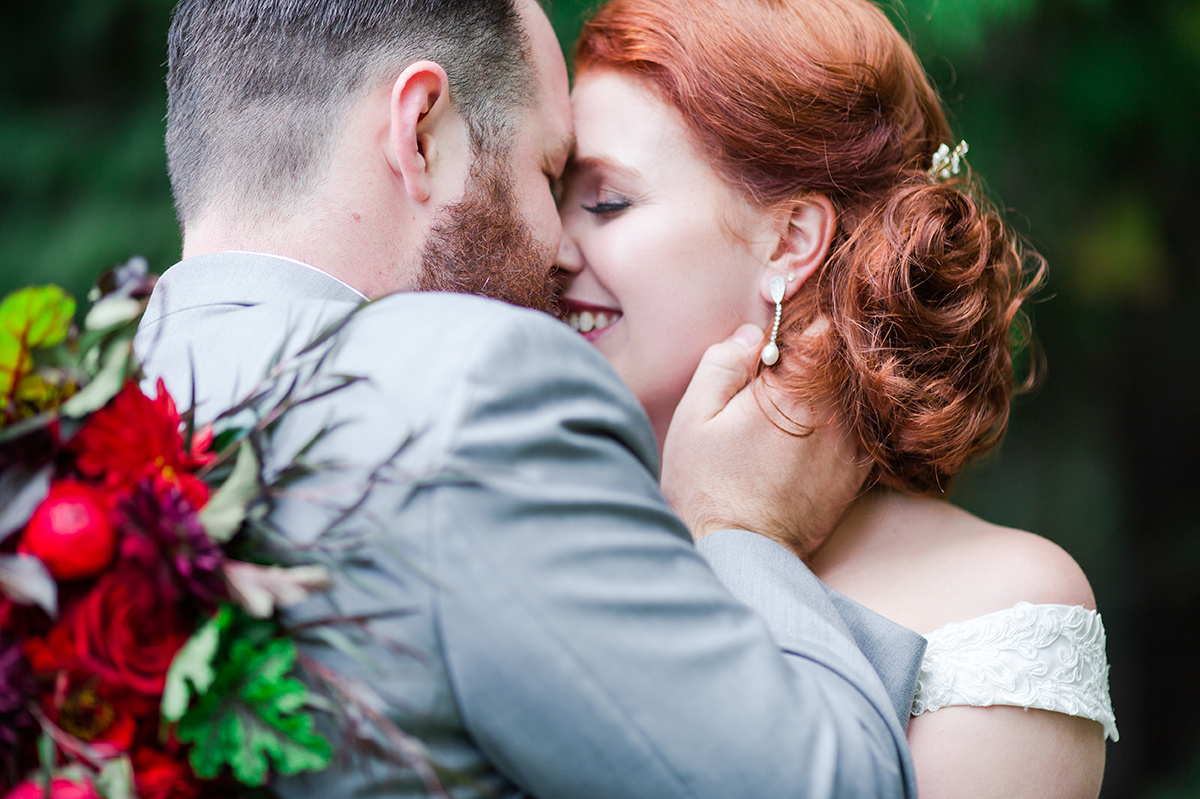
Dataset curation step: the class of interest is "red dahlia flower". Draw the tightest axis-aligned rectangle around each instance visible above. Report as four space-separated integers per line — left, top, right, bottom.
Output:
119 480 227 606
72 380 214 507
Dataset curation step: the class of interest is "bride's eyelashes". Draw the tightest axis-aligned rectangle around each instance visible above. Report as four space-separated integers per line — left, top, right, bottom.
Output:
582 197 632 215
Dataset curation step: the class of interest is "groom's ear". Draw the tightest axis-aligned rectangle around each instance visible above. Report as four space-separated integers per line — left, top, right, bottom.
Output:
386 61 466 204
760 194 836 304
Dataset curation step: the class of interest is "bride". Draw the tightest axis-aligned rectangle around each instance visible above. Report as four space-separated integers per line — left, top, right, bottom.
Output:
555 0 1117 795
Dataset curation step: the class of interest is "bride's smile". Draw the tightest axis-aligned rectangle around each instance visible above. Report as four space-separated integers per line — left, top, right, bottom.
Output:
556 70 780 443
561 297 622 339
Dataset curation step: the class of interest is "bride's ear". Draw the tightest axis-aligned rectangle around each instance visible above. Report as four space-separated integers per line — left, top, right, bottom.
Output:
760 194 836 304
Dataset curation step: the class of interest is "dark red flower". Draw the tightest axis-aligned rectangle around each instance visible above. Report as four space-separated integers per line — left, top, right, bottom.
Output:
19 480 116 580
23 617 152 750
69 570 192 697
71 380 214 506
132 748 203 799
22 614 78 677
50 678 140 753
3 777 102 799
23 572 190 705
71 571 192 697
119 480 226 606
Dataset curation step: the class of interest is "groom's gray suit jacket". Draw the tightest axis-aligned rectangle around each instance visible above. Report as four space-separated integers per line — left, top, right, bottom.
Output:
136 253 924 798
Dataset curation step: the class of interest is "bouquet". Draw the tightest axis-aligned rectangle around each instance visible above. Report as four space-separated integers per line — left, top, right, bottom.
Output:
0 260 439 798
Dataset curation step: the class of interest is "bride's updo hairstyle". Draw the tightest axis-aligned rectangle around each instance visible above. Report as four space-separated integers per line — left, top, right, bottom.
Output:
577 0 1044 495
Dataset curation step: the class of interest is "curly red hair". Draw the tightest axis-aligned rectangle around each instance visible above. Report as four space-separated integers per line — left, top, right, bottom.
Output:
577 0 1044 495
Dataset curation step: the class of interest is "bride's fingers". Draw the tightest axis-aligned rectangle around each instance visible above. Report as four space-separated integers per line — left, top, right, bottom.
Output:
673 323 764 423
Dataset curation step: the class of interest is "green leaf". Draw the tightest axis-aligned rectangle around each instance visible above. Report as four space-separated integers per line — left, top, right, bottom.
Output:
83 296 142 332
224 562 331 619
0 286 75 409
0 465 50 543
176 621 332 785
199 442 261 543
302 626 377 673
162 606 233 722
37 725 55 777
0 285 75 349
94 755 136 799
211 425 250 453
0 553 58 616
0 333 33 407
60 334 134 418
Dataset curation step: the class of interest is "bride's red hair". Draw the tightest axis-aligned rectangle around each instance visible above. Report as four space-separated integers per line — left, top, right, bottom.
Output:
577 0 1044 495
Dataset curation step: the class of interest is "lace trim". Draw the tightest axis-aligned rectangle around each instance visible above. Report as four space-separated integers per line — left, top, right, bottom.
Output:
911 602 1118 742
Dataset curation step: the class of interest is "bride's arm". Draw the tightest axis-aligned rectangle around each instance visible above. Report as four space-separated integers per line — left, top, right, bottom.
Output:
906 533 1110 799
908 706 1105 798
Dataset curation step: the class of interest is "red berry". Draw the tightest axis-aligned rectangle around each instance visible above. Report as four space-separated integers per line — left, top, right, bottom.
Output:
21 480 116 580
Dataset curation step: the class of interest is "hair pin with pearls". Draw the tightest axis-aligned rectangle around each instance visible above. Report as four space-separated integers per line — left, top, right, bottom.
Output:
930 140 969 182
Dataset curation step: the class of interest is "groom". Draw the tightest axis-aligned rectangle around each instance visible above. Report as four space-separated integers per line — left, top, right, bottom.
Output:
137 0 923 796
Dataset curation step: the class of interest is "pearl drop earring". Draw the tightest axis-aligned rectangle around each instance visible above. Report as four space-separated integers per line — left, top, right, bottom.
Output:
761 276 787 366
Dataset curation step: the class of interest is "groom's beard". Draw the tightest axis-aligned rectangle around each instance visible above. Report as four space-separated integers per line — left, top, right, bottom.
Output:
416 155 557 314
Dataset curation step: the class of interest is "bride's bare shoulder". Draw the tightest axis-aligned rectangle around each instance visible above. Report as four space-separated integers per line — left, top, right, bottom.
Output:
927 499 1094 610
815 491 1095 634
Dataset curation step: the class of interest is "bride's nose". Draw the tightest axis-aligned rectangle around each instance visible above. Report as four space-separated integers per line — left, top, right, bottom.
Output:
555 228 583 276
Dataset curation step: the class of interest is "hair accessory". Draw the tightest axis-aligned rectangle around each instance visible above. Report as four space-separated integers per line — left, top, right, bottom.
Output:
930 140 969 181
761 276 786 366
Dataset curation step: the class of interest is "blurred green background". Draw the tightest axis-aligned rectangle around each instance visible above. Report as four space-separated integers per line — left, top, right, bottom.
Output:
2 0 1197 793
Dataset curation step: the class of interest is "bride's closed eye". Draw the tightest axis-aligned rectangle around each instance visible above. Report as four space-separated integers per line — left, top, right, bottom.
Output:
582 196 632 215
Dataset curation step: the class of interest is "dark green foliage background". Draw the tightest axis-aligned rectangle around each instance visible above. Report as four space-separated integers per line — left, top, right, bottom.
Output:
2 0 1197 793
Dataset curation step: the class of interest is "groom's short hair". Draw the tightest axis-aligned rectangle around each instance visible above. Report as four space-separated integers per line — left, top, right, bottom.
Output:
166 0 534 227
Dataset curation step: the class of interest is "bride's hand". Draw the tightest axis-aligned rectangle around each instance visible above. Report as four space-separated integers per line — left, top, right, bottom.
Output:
661 323 869 558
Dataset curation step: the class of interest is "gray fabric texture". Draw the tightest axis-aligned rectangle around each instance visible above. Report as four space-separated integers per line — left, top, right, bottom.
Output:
136 253 921 798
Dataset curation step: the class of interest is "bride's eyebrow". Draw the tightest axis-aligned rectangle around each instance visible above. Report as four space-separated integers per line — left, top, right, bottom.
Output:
566 154 642 182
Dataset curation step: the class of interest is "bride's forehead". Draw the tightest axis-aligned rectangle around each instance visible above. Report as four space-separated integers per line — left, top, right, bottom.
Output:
569 72 730 186
572 74 685 150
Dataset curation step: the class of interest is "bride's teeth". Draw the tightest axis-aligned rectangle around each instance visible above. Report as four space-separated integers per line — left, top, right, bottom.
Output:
594 312 608 329
579 311 595 333
568 314 580 331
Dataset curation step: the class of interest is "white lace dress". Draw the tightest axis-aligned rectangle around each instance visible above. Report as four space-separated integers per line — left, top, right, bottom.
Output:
910 602 1118 741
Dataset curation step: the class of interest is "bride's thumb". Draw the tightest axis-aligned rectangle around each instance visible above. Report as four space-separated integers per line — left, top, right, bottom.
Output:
674 323 764 423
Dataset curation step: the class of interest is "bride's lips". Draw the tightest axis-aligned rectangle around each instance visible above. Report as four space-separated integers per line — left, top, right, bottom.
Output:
560 298 622 342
